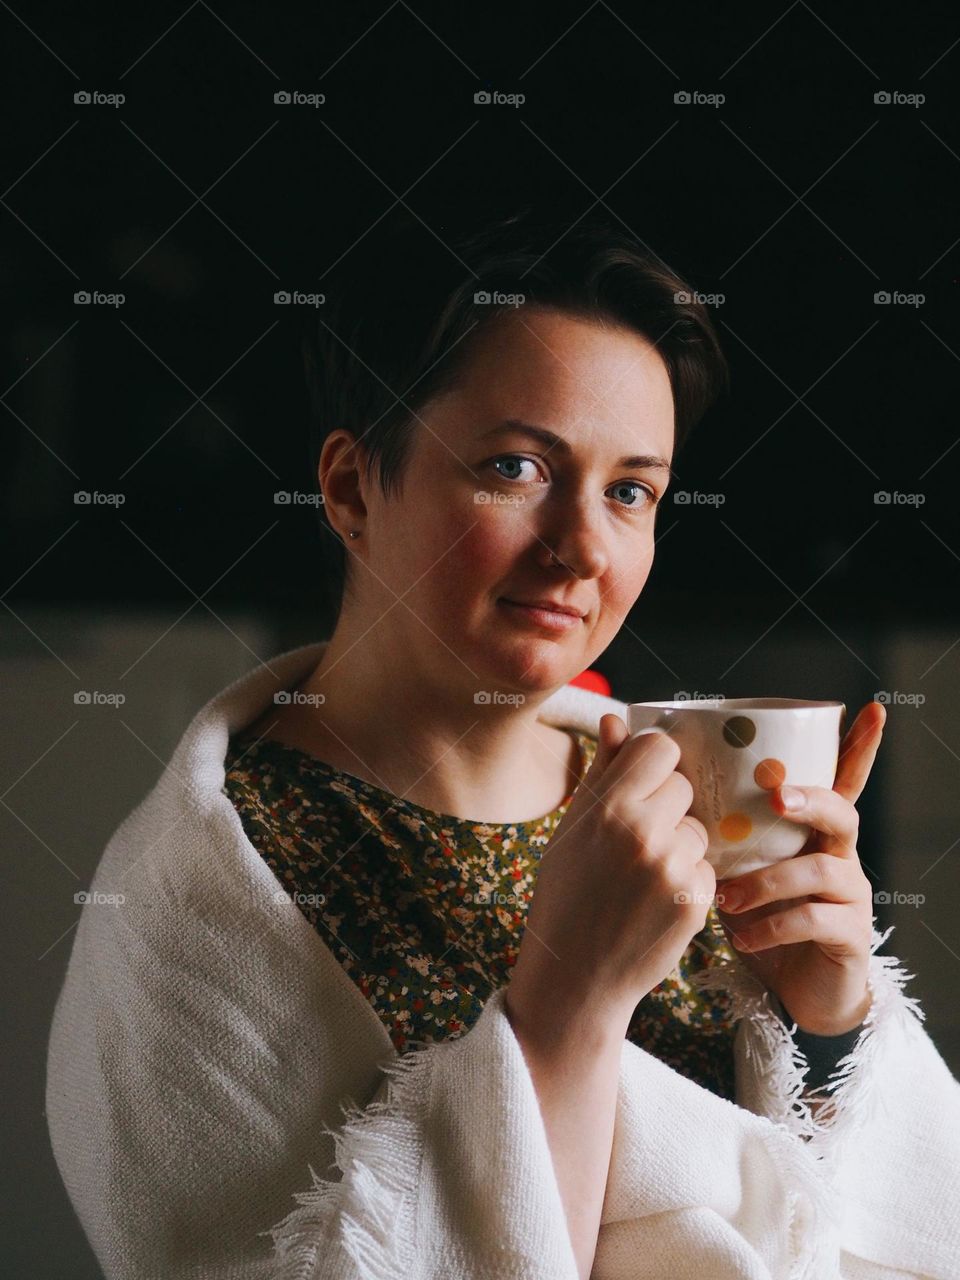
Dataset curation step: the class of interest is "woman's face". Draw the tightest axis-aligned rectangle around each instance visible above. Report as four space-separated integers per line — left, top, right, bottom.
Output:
355 305 676 695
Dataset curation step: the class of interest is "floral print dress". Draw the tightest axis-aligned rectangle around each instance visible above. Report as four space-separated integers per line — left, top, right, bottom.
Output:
222 725 740 1102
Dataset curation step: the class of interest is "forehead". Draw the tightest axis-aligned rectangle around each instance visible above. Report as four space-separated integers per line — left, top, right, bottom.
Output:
433 306 675 456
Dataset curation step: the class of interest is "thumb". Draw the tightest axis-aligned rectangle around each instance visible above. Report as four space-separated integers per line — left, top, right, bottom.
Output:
596 712 629 765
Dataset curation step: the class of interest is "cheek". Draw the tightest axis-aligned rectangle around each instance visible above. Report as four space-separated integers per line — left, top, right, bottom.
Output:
403 504 527 609
395 495 657 621
430 509 525 599
601 538 656 614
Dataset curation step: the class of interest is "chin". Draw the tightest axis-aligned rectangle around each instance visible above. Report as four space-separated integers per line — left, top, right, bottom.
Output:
482 637 585 694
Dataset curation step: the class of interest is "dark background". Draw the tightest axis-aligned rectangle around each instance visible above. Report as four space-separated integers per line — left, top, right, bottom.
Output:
3 3 959 1275
4 1 959 623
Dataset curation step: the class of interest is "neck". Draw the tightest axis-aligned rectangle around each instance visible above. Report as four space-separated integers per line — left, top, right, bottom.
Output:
284 623 581 823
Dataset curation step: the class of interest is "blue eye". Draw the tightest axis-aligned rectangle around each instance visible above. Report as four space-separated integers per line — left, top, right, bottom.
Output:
489 455 657 510
492 455 537 482
609 480 655 509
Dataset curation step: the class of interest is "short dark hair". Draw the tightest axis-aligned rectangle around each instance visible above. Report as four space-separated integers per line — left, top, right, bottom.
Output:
301 206 729 628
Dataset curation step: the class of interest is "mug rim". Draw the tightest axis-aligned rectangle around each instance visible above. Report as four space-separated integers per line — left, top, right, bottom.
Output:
628 698 845 712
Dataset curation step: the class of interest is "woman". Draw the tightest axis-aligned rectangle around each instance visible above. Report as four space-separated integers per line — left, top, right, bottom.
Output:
46 210 960 1279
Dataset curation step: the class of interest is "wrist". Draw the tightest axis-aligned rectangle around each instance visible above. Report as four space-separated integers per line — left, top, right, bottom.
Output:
778 987 873 1037
505 979 632 1060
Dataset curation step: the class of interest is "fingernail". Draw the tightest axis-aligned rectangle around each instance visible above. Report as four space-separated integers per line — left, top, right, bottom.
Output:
719 887 744 911
780 785 804 811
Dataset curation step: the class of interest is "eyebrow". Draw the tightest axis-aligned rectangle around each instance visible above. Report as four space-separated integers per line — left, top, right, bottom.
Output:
480 419 675 479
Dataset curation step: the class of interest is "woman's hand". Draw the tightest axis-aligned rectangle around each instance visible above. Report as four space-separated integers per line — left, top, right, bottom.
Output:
508 714 715 1036
714 701 886 1036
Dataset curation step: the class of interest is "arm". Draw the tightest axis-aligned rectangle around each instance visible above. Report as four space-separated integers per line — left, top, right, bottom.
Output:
268 983 585 1280
504 993 628 1280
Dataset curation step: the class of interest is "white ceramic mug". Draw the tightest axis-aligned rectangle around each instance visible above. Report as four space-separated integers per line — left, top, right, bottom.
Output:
626 698 846 880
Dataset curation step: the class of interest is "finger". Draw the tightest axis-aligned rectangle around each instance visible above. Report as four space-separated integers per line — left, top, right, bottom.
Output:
565 713 629 822
581 715 632 791
833 701 886 804
594 723 679 801
543 716 629 863
597 712 630 762
726 900 866 956
566 715 658 839
765 782 861 855
716 851 869 914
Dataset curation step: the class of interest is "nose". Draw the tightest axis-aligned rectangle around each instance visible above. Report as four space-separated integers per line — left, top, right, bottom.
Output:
536 497 611 580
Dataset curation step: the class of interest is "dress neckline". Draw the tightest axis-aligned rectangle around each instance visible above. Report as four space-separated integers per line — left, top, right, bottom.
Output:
226 727 592 830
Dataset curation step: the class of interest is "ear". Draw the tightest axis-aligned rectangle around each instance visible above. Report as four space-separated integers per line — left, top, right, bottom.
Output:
318 429 369 537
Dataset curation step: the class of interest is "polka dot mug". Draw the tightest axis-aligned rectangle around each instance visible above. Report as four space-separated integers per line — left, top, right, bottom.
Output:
626 698 846 880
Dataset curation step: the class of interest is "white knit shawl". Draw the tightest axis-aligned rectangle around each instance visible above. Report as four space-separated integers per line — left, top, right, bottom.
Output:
45 643 960 1279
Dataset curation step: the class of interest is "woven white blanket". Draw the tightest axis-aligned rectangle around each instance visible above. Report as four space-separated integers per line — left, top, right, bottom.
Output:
46 643 960 1279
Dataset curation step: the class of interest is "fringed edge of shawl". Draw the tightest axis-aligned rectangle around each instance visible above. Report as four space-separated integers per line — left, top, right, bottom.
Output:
688 916 926 1180
260 1041 434 1280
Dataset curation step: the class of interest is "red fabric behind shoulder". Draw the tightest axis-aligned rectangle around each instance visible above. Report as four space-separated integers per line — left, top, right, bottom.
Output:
569 669 612 697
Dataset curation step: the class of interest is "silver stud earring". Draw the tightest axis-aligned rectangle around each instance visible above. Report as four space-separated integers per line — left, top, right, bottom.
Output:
349 531 360 539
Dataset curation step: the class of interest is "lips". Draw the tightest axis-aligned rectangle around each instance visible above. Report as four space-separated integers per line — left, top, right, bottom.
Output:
501 598 586 618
